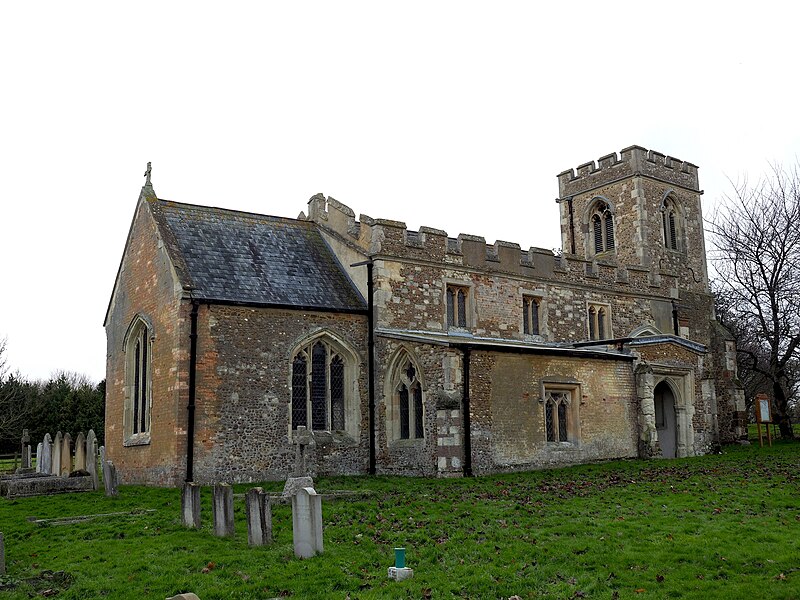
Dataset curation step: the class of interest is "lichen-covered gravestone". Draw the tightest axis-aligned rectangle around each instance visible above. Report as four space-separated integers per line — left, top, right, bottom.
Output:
60 433 72 477
212 484 234 537
52 432 62 476
74 432 86 471
245 487 272 546
181 482 201 528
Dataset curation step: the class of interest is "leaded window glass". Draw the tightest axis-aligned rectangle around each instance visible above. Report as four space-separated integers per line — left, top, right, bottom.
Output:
544 390 571 443
446 285 469 329
291 338 350 432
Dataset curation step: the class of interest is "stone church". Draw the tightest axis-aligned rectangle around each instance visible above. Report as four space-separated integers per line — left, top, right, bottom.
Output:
104 145 746 486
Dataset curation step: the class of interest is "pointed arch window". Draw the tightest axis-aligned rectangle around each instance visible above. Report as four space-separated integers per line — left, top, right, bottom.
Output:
662 196 682 252
388 354 425 442
291 337 353 433
124 316 152 444
590 200 615 254
544 390 571 443
523 296 541 336
588 302 612 341
446 284 470 329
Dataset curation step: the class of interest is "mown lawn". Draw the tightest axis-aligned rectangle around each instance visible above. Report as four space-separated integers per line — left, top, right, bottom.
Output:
1 442 799 599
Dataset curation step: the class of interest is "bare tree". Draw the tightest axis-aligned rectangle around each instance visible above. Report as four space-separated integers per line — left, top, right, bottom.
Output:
708 164 800 438
0 338 30 444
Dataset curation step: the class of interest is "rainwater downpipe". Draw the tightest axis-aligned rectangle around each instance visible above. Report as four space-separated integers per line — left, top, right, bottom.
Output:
461 345 473 477
186 299 199 483
351 259 376 475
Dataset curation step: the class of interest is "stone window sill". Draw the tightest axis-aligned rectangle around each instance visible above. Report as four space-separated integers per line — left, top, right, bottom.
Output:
123 433 151 447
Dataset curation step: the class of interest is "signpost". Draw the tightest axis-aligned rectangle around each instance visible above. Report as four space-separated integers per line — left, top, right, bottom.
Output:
754 393 772 447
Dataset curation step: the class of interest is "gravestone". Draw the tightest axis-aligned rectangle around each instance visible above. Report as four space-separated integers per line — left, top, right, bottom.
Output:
41 433 52 475
99 445 106 468
291 486 323 558
166 594 201 600
245 487 272 546
212 483 234 537
60 433 72 477
283 426 314 497
181 482 201 528
35 442 43 473
21 429 31 468
74 432 86 471
103 460 118 497
0 531 4 575
52 432 62 476
86 430 99 490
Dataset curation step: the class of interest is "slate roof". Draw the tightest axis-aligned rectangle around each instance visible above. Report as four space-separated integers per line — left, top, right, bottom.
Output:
149 199 366 312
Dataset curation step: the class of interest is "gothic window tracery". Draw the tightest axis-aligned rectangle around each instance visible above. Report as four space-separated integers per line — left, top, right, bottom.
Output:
388 352 425 442
544 390 571 443
291 337 349 432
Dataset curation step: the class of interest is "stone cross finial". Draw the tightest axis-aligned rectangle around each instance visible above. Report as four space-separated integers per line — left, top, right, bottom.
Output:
21 429 29 444
144 162 152 185
293 426 312 476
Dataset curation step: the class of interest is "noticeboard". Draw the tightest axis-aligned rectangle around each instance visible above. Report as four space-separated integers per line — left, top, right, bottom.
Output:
756 394 772 423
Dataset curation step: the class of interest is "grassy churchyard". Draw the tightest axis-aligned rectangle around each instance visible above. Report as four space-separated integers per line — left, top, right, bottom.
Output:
1 443 799 599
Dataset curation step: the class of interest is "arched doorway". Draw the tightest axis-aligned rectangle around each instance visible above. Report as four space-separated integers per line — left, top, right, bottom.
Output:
654 381 677 458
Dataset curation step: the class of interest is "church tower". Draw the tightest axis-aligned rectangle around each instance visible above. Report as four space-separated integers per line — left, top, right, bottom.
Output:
556 145 708 296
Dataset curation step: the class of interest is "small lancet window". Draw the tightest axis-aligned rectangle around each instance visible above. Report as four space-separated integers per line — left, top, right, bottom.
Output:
523 296 541 336
588 303 611 341
662 197 681 251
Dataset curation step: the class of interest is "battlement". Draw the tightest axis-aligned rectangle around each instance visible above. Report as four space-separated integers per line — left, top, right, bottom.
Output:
306 192 688 295
558 145 699 198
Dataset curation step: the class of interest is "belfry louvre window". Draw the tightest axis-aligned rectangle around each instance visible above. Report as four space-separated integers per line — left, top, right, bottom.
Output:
662 197 681 251
125 316 152 442
590 201 615 254
523 296 541 335
446 285 469 328
291 340 346 431
544 390 570 442
588 303 611 341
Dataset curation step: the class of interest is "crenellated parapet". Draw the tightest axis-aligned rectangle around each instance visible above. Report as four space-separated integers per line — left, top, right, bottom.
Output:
557 145 700 199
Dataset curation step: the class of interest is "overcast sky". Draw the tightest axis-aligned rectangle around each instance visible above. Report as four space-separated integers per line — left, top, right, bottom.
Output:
1 1 798 383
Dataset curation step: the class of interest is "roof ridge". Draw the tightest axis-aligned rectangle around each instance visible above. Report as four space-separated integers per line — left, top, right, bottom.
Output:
157 198 310 226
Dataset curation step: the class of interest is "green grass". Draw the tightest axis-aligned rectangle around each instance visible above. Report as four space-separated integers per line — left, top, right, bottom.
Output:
1 443 799 599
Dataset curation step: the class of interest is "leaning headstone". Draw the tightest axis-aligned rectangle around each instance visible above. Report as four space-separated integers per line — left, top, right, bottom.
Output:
41 433 52 475
35 442 43 473
181 483 201 528
283 426 314 497
102 460 118 497
74 432 87 471
212 484 234 537
60 433 72 477
0 531 4 575
292 486 323 558
245 487 272 546
52 432 63 476
86 430 99 490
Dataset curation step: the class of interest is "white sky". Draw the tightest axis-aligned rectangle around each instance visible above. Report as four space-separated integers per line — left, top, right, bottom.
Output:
1 1 798 383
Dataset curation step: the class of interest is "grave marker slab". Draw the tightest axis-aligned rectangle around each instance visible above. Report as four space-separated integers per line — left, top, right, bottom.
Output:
245 487 272 546
291 486 323 558
86 430 99 490
212 483 234 537
74 432 86 471
52 432 62 476
60 433 72 477
40 433 52 475
103 460 118 497
181 482 201 528
35 442 43 473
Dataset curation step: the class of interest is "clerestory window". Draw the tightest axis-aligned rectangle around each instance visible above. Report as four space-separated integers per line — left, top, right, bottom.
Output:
446 285 470 329
522 296 541 336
